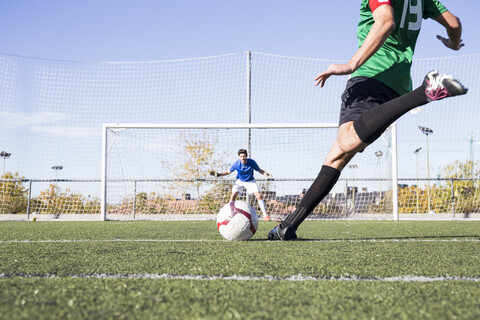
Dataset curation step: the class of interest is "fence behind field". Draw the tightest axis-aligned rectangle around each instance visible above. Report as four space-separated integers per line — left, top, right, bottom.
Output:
1 177 478 220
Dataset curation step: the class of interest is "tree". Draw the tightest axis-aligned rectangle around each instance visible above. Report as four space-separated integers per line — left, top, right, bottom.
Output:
133 191 170 214
34 183 65 214
33 184 100 215
165 130 231 213
197 179 231 214
444 160 480 179
443 160 480 214
0 172 28 214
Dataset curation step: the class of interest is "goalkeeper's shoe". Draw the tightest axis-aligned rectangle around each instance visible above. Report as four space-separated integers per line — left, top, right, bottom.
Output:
267 224 297 241
423 70 468 102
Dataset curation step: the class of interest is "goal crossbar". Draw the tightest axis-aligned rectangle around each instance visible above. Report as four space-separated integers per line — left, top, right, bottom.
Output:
102 123 339 129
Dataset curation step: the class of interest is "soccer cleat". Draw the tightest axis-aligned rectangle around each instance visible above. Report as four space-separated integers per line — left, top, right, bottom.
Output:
267 224 297 241
263 215 271 222
423 70 468 102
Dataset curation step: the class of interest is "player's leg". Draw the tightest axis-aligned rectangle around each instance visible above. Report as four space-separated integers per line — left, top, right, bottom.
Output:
268 71 467 240
253 191 270 221
244 181 270 221
268 124 357 240
286 71 467 225
326 122 367 168
268 76 395 241
229 192 239 202
354 71 467 144
230 181 242 202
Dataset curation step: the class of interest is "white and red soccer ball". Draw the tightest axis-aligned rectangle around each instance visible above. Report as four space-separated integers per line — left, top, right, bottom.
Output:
216 200 258 241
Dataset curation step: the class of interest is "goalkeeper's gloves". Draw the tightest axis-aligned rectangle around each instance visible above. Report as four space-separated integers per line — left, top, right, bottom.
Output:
210 170 220 177
264 172 274 181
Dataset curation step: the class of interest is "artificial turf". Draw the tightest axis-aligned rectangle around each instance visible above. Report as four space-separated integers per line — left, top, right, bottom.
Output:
0 220 479 319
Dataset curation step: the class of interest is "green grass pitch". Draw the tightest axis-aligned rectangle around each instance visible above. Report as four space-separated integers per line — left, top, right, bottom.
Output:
1 220 479 319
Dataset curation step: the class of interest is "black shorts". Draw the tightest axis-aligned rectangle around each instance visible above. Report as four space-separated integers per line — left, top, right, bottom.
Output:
339 76 400 126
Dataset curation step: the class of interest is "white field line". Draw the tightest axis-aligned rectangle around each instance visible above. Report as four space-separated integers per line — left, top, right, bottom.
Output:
0 238 479 244
0 273 479 282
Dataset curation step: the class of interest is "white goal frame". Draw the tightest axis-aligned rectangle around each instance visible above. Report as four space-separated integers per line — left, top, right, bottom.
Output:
101 123 399 221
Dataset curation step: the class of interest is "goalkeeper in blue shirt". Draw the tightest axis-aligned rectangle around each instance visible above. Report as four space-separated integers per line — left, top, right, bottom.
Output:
211 149 273 221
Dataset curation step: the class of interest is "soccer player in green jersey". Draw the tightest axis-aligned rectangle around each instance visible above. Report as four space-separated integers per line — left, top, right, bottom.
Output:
269 0 467 240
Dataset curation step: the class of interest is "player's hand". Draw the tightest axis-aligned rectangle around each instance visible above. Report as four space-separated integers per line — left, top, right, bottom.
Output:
209 170 220 177
264 172 274 181
436 35 464 51
315 63 355 87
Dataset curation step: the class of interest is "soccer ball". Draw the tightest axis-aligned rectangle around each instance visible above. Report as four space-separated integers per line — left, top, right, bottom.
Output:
216 200 258 241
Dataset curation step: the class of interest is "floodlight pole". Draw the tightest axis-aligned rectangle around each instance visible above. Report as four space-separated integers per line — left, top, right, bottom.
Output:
419 126 433 214
414 147 422 214
348 164 358 215
0 151 11 176
0 151 11 214
52 165 63 189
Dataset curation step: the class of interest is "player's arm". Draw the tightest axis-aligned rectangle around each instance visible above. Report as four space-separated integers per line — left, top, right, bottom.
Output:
315 3 395 87
434 11 464 51
257 169 273 178
210 170 232 177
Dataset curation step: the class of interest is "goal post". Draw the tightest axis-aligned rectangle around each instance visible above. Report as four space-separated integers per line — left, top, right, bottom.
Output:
101 123 398 221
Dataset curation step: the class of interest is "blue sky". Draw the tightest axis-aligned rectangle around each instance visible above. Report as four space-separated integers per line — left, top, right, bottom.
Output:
0 0 479 199
0 0 478 61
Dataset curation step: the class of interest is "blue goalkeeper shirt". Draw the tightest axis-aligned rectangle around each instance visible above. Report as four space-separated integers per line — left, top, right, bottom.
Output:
229 159 260 182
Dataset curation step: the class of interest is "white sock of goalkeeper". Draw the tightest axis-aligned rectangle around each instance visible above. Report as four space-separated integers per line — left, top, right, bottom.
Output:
258 199 268 217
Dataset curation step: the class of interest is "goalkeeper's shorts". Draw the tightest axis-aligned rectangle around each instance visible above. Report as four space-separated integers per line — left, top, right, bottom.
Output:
232 179 260 195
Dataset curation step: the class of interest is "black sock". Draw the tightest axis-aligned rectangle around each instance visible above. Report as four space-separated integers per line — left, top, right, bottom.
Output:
353 86 428 144
282 165 340 230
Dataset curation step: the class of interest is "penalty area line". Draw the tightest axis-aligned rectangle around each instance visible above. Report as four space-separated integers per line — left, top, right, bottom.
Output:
0 273 479 282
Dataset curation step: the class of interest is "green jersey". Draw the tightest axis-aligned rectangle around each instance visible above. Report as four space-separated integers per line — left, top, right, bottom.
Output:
351 0 447 95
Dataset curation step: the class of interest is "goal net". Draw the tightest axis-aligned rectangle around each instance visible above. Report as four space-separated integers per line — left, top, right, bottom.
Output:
101 123 395 221
1 51 479 220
